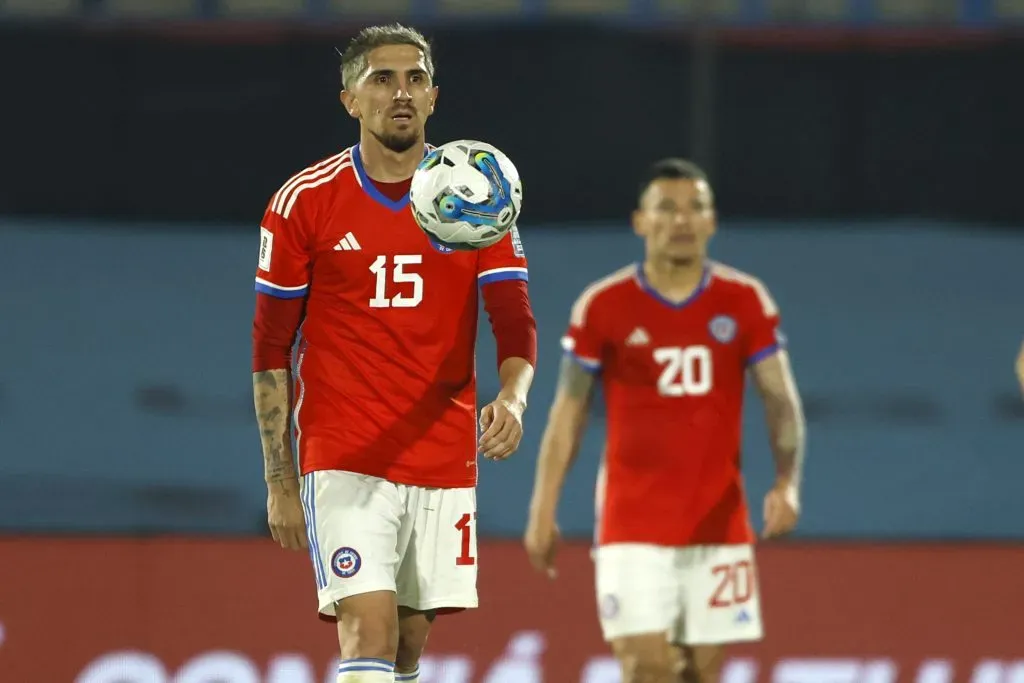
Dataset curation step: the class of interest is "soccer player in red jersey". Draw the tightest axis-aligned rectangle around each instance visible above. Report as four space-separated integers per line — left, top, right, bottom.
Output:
251 25 537 683
524 159 806 683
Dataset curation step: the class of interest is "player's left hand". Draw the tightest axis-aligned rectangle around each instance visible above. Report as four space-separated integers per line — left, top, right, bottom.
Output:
762 481 800 539
478 396 525 460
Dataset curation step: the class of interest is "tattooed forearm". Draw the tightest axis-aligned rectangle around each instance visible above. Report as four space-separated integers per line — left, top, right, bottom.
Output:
253 369 296 485
528 356 597 517
763 394 806 488
752 354 806 489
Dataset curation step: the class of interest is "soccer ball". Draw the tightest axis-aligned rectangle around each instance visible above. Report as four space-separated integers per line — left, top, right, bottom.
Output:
409 140 523 251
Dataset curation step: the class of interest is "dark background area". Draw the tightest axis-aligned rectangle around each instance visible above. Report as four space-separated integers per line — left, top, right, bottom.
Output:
2 22 1022 226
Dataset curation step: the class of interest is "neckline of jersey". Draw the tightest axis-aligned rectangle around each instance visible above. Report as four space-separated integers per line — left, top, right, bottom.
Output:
633 261 712 310
352 143 430 213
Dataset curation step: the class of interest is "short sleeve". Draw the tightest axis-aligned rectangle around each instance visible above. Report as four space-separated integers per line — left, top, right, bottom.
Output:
476 225 529 286
743 279 786 365
253 196 312 300
560 289 605 374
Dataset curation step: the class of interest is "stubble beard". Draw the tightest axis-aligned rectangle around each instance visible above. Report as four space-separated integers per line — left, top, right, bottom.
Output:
371 127 421 154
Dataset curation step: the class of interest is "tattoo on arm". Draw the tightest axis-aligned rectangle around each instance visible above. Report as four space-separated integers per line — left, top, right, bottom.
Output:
529 356 596 516
557 355 597 401
753 354 806 488
253 369 296 486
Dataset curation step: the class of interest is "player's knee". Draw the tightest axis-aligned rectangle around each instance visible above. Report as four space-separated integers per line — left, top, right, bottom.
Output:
335 594 399 661
337 614 397 661
619 652 678 683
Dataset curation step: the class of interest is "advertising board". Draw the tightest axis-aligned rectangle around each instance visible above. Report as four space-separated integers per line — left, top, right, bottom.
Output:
1 539 1022 682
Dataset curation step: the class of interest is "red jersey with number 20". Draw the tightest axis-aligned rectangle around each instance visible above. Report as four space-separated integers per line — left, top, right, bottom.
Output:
562 262 784 547
254 145 529 488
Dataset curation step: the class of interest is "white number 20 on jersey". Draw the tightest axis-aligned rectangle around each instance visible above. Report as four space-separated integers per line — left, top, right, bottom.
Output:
653 345 713 397
369 254 424 308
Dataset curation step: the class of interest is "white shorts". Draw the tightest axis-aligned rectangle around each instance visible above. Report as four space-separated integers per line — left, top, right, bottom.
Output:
301 470 479 617
593 543 764 646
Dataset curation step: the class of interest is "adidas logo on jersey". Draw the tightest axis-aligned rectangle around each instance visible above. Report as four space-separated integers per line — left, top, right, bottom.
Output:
333 232 362 251
625 327 650 346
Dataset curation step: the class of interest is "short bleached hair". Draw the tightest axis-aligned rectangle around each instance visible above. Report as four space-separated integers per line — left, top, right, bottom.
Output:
338 23 435 90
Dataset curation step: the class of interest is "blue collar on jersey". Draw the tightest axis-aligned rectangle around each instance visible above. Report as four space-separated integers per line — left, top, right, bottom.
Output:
352 143 431 213
634 261 711 309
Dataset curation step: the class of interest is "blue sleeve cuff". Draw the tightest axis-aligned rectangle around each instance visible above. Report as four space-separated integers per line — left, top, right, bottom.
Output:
746 343 781 366
564 351 601 373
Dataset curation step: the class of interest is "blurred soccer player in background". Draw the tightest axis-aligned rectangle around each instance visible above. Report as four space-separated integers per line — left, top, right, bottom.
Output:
251 24 537 683
524 159 807 683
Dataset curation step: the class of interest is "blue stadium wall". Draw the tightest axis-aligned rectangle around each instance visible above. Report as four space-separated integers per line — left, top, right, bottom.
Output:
3 219 1022 539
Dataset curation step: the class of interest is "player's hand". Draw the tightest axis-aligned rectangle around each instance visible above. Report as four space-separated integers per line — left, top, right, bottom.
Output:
523 513 561 579
478 396 525 461
762 481 800 539
267 477 308 551
1016 340 1024 396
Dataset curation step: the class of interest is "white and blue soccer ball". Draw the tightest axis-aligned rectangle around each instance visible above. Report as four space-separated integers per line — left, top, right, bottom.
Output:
409 140 523 251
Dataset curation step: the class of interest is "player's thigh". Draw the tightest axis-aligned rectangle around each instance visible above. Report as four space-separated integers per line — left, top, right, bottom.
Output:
611 634 684 683
676 544 764 646
593 544 681 642
395 486 479 612
302 470 404 617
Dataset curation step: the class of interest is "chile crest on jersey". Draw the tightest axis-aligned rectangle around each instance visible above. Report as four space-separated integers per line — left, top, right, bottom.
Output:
708 314 737 344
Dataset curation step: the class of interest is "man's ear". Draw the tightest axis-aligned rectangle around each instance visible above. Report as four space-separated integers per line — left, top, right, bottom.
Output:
340 90 359 119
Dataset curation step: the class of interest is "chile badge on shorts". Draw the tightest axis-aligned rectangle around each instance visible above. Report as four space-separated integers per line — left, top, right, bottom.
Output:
331 547 362 578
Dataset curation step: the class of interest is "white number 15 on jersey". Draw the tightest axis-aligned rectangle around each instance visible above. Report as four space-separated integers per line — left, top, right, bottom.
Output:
653 345 712 397
369 254 424 308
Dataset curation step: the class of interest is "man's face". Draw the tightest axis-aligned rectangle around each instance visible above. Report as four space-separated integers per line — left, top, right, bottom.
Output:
632 178 716 264
340 44 437 153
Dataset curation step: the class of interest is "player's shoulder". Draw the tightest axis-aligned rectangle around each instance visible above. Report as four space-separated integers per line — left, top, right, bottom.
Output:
266 146 358 220
569 263 638 326
707 260 779 317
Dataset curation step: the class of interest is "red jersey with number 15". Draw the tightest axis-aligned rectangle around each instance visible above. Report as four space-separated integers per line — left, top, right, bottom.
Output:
254 145 529 488
562 261 784 547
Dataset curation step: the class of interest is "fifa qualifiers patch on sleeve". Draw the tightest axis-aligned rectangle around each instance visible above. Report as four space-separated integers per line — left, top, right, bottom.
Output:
510 226 525 258
258 227 273 271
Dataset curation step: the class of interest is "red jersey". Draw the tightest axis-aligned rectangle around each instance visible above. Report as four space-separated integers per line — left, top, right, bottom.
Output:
562 261 784 547
254 145 529 488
